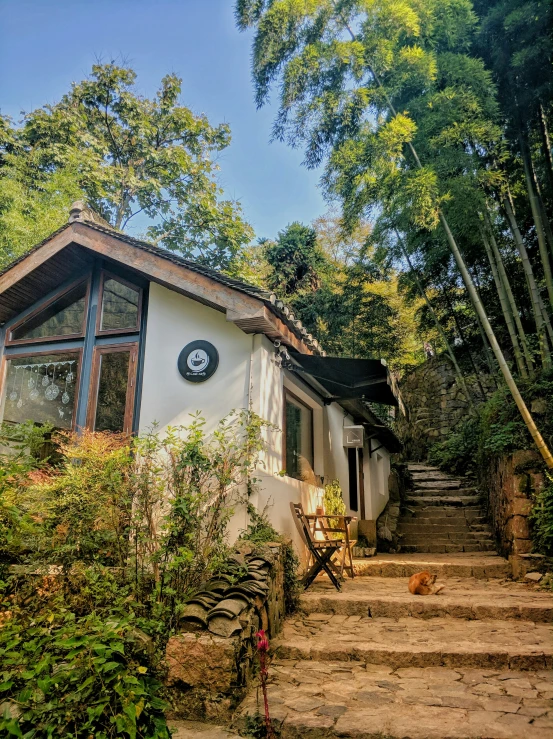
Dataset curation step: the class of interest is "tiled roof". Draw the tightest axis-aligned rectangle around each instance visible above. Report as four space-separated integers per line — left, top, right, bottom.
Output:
0 208 324 355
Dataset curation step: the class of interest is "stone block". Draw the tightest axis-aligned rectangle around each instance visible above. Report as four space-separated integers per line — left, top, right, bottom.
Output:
506 515 530 540
166 632 237 692
358 519 377 546
512 538 533 554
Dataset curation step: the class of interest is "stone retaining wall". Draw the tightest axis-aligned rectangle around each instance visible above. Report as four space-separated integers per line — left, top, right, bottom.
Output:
165 542 286 722
480 450 544 560
395 356 495 460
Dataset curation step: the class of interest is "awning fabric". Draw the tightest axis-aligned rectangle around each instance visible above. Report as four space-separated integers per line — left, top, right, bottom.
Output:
285 353 400 407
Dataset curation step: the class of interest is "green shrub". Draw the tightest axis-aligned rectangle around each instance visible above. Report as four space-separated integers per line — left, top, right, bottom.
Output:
0 611 170 738
428 417 479 475
323 479 346 517
529 474 553 557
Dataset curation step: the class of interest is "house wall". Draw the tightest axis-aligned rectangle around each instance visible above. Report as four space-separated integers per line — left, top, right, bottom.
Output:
139 284 391 556
139 282 252 434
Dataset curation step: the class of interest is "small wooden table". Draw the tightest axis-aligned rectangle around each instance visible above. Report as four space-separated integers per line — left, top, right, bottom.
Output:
305 513 357 580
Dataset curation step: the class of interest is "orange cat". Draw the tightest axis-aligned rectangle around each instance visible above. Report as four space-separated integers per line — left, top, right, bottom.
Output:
408 571 444 595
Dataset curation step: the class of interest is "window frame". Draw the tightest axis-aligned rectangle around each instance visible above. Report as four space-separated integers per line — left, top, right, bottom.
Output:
96 270 143 337
0 346 84 430
86 342 139 435
282 387 315 482
6 277 91 347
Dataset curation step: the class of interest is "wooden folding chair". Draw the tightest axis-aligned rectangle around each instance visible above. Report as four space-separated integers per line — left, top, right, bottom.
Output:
308 513 357 580
290 502 342 591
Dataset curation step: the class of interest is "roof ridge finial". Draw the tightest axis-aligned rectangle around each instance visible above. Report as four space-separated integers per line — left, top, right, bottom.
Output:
68 201 86 223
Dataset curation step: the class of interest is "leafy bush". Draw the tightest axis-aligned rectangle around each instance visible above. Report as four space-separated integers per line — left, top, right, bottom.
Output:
0 409 271 736
323 479 346 517
427 417 479 475
529 474 553 557
0 421 53 562
0 611 170 738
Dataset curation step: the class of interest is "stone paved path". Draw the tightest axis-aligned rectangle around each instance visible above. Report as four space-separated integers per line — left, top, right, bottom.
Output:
235 555 553 738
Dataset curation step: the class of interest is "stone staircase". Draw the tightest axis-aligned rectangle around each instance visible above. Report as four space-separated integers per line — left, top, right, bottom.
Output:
398 462 496 554
234 554 553 738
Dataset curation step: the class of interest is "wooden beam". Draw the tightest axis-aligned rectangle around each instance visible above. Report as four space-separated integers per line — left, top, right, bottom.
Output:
0 227 74 294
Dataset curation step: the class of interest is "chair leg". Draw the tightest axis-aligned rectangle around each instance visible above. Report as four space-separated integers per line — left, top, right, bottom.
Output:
317 549 342 591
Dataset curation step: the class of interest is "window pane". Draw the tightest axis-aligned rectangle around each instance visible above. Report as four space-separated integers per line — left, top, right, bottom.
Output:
94 351 131 432
2 353 79 430
11 282 87 341
285 395 314 482
100 278 139 332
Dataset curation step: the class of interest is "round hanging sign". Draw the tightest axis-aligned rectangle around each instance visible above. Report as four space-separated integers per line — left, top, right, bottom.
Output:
178 340 219 383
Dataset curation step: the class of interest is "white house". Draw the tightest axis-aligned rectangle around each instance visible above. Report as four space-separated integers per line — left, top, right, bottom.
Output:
0 203 401 553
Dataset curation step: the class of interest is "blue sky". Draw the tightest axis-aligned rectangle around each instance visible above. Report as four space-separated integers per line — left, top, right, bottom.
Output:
0 0 327 240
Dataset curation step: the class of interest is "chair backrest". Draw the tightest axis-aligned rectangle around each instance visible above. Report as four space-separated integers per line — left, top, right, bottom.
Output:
290 501 315 547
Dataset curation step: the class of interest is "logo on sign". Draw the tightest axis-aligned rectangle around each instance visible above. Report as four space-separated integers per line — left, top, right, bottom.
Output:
187 349 209 374
178 341 219 383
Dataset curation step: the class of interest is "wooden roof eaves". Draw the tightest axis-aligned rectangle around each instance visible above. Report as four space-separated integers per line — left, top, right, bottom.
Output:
0 221 314 356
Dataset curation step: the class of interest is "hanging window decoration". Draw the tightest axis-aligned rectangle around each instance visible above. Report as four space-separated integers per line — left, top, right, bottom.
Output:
2 353 80 430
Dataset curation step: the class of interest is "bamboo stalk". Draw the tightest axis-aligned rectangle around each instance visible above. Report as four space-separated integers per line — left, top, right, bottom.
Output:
483 212 534 375
503 195 551 368
394 229 475 410
334 3 553 468
479 223 528 377
519 132 553 305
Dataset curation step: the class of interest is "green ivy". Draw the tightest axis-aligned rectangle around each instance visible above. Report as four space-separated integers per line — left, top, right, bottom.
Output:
529 474 553 558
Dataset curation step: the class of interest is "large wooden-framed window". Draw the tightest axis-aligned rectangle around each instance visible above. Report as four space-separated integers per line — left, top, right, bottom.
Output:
6 278 90 346
96 271 142 336
0 348 83 430
283 389 315 482
0 263 145 435
86 343 138 434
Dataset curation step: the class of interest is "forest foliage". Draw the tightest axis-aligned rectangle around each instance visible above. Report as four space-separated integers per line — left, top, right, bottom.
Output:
236 0 553 464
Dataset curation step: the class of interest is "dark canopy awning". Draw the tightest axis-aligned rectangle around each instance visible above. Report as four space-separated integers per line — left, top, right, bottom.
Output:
284 353 402 408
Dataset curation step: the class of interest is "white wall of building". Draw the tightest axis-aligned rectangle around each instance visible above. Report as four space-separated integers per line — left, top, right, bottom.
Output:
139 282 252 434
139 285 392 557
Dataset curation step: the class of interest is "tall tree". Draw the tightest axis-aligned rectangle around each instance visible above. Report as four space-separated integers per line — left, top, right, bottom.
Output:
1 63 253 272
236 0 553 466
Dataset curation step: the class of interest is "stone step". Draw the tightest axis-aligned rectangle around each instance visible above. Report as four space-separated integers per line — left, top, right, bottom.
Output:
401 542 497 554
397 523 490 534
353 554 511 579
407 495 481 507
402 515 488 527
404 506 485 516
299 578 553 622
235 661 553 739
407 487 478 497
411 470 456 481
407 463 440 471
273 616 553 671
399 532 494 543
415 480 466 490
170 721 240 738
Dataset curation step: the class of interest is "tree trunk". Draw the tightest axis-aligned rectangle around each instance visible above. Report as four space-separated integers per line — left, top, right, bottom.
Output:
519 131 553 304
503 195 551 368
467 265 500 381
480 224 528 377
483 211 534 375
538 102 553 198
394 230 475 410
